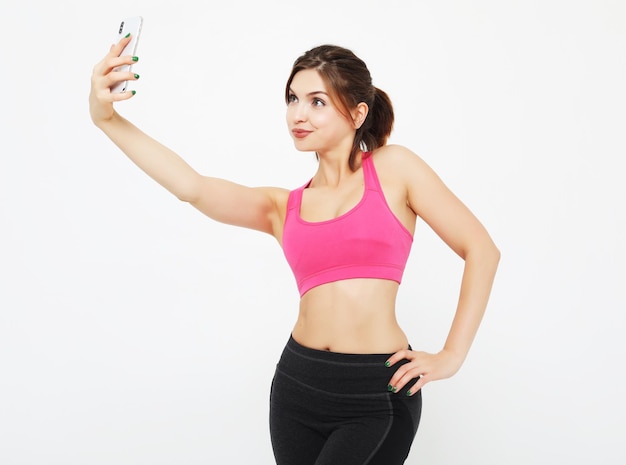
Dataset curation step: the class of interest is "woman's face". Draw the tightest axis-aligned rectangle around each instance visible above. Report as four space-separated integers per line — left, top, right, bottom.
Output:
286 69 356 154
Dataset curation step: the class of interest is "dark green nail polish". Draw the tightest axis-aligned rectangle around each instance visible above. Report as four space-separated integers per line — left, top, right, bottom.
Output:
131 90 136 95
392 386 398 393
125 32 131 38
387 384 393 391
134 74 140 79
384 361 390 367
132 56 139 62
406 390 412 396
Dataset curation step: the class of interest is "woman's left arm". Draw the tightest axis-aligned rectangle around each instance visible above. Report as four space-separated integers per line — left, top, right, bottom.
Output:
385 146 500 395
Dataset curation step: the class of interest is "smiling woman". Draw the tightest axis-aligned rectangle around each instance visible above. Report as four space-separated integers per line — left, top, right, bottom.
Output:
89 36 499 464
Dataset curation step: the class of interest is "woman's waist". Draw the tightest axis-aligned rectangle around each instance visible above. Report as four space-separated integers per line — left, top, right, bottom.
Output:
291 323 408 354
292 308 407 354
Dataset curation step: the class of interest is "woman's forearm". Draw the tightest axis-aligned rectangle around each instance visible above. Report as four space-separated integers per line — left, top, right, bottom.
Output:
443 242 501 363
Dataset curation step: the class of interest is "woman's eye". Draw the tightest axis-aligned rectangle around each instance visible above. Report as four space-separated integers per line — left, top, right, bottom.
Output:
312 98 325 107
287 94 298 104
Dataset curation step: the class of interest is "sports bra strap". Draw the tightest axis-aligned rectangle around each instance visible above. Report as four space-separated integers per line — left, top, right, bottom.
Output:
362 153 382 193
287 183 306 211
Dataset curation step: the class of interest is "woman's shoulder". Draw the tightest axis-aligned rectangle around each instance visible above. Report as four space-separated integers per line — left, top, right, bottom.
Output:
370 144 430 175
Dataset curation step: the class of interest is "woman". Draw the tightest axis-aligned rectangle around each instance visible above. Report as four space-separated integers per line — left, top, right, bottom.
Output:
90 37 500 465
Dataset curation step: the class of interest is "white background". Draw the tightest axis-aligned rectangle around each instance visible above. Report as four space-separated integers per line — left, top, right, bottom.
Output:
1 1 624 464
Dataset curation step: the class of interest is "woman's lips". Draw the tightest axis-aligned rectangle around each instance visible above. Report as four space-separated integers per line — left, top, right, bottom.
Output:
292 129 312 139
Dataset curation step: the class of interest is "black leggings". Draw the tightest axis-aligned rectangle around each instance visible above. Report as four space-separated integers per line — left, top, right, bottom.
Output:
269 336 422 465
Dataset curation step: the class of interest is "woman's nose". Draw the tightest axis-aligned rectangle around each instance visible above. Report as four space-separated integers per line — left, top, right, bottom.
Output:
291 103 307 123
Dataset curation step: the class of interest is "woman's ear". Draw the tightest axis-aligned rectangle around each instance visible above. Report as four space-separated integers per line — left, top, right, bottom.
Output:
352 102 369 129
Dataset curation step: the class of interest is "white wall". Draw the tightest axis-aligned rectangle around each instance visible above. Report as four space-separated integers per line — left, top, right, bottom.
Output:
1 1 624 463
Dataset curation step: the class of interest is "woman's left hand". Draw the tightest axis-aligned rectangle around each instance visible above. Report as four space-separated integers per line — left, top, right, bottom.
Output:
385 349 465 395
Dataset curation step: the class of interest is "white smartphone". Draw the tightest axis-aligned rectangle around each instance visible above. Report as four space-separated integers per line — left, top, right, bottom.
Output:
111 16 143 93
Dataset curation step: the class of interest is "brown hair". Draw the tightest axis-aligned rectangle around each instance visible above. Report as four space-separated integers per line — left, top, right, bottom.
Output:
285 44 394 171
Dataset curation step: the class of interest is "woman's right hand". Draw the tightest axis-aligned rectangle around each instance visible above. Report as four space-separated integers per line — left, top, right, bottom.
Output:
89 35 139 125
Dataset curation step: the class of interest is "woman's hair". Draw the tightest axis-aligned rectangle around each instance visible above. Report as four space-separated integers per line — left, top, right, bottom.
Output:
285 44 394 171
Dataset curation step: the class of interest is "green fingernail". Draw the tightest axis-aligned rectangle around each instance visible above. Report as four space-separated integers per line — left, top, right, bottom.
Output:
134 74 140 79
125 32 131 38
132 56 139 62
387 384 393 392
384 361 390 367
406 390 412 396
392 387 398 393
131 90 136 95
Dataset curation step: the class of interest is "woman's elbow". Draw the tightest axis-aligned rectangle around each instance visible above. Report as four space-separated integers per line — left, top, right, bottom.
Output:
172 176 204 203
462 236 501 266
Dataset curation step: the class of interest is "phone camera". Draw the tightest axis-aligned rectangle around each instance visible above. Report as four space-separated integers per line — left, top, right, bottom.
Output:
118 22 125 34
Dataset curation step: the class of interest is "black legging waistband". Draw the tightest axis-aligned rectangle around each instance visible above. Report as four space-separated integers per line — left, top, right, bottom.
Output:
275 335 412 396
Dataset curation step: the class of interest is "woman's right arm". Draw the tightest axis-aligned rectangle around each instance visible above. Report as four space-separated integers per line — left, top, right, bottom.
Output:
89 36 286 237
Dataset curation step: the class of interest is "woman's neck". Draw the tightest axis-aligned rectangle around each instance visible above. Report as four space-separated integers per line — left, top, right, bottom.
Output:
313 149 363 188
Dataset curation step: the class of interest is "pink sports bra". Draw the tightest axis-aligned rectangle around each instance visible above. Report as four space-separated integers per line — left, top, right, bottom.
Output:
282 153 413 296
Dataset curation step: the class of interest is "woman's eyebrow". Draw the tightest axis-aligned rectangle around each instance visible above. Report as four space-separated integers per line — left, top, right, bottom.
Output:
289 88 329 97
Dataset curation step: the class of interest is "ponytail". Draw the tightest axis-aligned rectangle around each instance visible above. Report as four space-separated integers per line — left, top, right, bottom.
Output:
349 87 394 170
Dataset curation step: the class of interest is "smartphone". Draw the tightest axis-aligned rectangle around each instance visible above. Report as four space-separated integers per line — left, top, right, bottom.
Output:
111 16 143 93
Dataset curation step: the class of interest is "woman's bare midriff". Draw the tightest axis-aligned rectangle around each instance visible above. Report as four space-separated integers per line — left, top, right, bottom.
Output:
291 278 410 354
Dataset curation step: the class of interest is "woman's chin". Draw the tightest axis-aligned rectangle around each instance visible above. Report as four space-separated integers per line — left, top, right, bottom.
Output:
292 141 316 153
